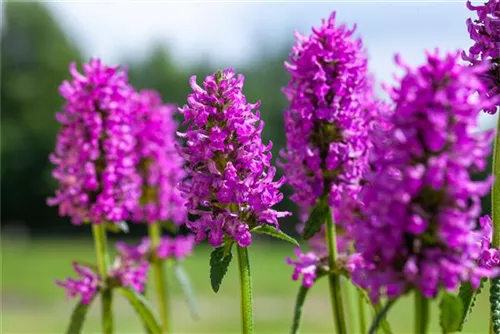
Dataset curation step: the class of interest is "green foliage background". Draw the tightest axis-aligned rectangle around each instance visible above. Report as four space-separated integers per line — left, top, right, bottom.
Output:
1 2 301 236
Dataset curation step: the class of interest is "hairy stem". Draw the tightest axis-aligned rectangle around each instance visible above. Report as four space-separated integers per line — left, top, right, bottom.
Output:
92 223 113 334
237 245 254 334
415 291 429 334
325 208 347 334
149 222 170 333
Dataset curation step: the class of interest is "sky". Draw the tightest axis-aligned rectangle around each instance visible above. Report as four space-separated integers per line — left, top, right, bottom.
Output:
46 0 497 128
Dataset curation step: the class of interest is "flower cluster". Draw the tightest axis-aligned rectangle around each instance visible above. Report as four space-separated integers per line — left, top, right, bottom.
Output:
478 215 500 270
464 0 500 114
48 59 141 224
465 0 500 62
178 69 289 248
117 234 195 263
109 255 149 293
56 262 100 304
280 12 371 209
132 90 187 225
352 51 495 302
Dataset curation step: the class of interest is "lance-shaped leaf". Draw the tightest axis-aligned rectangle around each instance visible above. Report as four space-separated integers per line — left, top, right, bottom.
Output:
290 271 328 334
439 292 464 333
210 243 233 293
65 297 95 334
251 224 299 247
356 285 392 334
303 198 329 240
457 279 485 331
291 285 311 334
174 262 199 319
118 287 162 334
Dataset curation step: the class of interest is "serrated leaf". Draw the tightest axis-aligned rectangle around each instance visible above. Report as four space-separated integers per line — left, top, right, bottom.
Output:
118 287 162 334
291 285 311 334
210 244 233 293
457 279 485 331
251 224 299 246
105 221 129 233
356 286 392 334
440 292 464 333
174 263 199 320
65 298 94 334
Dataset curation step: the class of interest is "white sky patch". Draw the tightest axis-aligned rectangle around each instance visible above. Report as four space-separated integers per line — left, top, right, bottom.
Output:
46 1 497 129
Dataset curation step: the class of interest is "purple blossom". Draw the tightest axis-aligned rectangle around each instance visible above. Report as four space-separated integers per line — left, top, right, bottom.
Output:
110 259 149 293
465 0 500 62
116 238 151 262
286 248 319 288
48 59 141 224
56 262 100 304
478 215 500 270
117 235 195 262
132 90 187 224
280 12 371 209
178 69 290 248
464 0 500 114
157 235 195 260
353 51 495 302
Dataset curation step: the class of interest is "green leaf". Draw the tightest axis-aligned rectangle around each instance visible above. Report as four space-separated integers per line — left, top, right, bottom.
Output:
439 292 464 333
457 279 485 331
65 299 94 334
251 224 299 246
356 286 392 334
303 199 329 240
174 263 199 319
291 285 311 334
105 221 129 233
210 244 233 293
118 287 162 334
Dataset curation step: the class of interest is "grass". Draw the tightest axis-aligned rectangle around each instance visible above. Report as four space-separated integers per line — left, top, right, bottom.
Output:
1 237 492 333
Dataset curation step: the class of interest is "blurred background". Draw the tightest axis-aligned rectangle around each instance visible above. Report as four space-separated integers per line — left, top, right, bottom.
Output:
1 1 496 333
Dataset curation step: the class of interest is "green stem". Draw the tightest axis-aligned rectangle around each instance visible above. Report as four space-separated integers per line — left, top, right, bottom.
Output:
491 114 500 334
414 291 429 334
236 245 254 334
148 223 170 333
91 223 113 334
325 208 347 334
369 299 396 334
357 288 367 334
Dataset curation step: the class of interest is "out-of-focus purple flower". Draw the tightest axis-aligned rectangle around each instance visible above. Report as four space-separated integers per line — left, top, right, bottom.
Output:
56 262 100 304
117 235 195 262
478 215 500 269
48 59 141 224
286 248 319 288
110 258 149 293
117 238 151 262
353 51 496 302
465 0 500 62
157 235 195 260
464 0 500 114
280 12 371 209
178 69 290 248
132 90 187 225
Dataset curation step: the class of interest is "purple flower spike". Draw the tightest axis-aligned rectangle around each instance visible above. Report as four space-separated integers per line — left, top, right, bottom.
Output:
280 12 372 210
178 69 290 248
132 90 187 225
48 59 141 224
465 0 500 114
353 51 496 302
56 262 100 304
